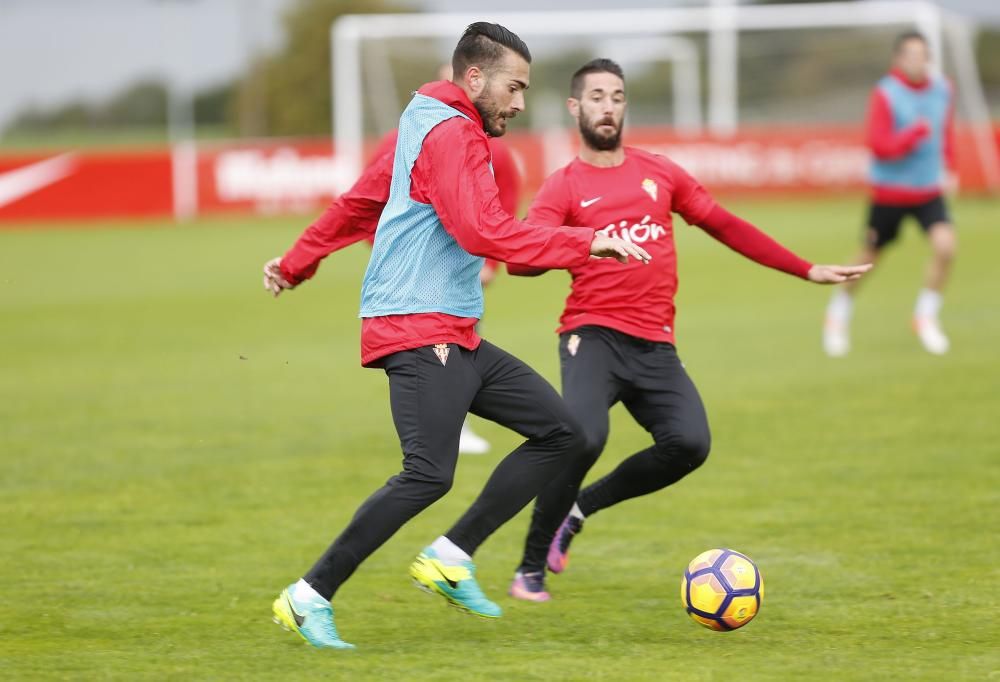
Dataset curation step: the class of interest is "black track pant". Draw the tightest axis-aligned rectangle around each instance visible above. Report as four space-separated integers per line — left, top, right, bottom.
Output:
519 326 711 573
305 340 585 600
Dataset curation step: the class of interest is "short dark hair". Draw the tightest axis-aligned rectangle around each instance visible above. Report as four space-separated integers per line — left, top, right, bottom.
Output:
571 58 626 99
894 30 928 54
452 22 531 78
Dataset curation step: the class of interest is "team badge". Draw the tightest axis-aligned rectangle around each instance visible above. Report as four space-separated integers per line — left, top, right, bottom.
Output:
567 334 581 357
641 178 658 202
433 343 450 366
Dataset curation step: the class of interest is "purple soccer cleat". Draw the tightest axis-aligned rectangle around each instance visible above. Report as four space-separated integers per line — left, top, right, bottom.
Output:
547 515 584 574
508 571 551 602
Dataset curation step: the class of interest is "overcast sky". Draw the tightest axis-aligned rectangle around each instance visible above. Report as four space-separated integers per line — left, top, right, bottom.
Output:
0 0 996 131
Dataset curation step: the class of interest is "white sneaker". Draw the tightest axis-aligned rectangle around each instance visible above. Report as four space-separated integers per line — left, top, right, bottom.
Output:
823 318 850 357
913 317 950 355
459 421 490 455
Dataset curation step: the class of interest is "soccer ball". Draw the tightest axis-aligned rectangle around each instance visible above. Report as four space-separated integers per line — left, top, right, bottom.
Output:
680 548 763 631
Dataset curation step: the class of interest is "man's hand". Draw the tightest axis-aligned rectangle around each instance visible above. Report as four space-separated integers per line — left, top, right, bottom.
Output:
807 263 873 284
911 118 931 139
263 257 294 297
590 235 652 265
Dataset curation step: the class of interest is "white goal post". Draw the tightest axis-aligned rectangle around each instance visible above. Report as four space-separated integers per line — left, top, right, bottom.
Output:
330 1 998 193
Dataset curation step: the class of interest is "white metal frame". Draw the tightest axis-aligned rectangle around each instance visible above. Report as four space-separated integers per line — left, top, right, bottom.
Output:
330 1 997 192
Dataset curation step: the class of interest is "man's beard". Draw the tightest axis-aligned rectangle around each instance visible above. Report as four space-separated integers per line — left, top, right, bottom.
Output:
580 115 622 151
474 91 509 137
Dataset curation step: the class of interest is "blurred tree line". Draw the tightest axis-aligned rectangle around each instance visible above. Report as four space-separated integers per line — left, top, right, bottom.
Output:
4 0 1000 142
4 79 234 138
2 0 408 141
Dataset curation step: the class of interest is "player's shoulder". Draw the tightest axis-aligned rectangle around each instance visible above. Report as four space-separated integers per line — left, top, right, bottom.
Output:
532 163 576 206
625 146 686 175
625 145 669 166
542 161 573 186
424 116 488 153
447 113 487 137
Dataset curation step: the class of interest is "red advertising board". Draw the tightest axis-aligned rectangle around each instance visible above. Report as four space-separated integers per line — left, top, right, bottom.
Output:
1 126 996 224
0 150 173 221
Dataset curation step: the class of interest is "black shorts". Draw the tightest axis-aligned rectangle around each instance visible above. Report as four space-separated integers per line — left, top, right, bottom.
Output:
865 196 951 249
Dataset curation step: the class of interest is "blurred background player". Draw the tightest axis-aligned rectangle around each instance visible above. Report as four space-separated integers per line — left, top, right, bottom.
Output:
503 59 870 601
263 25 650 648
283 62 523 455
824 31 958 357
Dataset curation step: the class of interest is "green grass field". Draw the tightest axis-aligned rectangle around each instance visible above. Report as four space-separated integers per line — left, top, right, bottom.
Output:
1 197 997 680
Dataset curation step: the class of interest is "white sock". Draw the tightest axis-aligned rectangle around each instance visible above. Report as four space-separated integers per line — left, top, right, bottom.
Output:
826 290 853 323
293 578 325 603
569 503 585 521
914 288 943 320
430 536 471 565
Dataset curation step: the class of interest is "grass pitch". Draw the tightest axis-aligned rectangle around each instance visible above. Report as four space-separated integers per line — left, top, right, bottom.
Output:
1 197 997 680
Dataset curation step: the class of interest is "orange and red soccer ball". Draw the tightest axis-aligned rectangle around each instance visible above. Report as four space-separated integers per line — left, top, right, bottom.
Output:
681 548 763 631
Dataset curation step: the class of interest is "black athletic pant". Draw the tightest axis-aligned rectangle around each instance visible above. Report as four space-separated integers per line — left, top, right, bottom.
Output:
519 326 711 573
305 340 585 600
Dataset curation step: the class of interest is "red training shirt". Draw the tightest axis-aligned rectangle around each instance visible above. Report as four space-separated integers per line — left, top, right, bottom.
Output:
508 147 813 345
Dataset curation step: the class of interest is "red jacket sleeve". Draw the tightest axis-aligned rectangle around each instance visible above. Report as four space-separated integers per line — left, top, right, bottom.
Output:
279 145 393 285
506 169 572 277
866 89 929 161
696 205 813 279
414 120 594 269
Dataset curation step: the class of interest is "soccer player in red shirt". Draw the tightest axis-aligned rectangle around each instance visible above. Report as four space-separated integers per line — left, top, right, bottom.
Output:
262 26 650 648
504 59 870 601
823 31 957 357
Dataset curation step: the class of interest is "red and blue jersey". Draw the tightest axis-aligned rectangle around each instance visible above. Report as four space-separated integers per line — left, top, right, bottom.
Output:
866 69 955 205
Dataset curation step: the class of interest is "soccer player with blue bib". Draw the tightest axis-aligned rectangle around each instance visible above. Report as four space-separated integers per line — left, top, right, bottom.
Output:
824 31 958 356
262 23 650 650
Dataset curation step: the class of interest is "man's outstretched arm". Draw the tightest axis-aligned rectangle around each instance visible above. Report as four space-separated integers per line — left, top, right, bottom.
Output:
696 205 870 284
263 148 394 297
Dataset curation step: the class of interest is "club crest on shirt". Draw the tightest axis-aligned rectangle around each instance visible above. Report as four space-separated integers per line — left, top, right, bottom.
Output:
567 334 581 357
641 178 658 202
433 343 450 366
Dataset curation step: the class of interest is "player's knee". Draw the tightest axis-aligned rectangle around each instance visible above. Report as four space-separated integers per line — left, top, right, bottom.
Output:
680 431 711 470
423 472 454 501
561 418 589 457
397 464 454 501
546 415 592 464
578 426 608 463
657 428 711 471
932 226 957 261
538 416 573 447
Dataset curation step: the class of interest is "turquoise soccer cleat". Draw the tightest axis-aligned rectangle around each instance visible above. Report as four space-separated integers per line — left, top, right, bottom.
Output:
272 584 356 650
409 547 502 618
